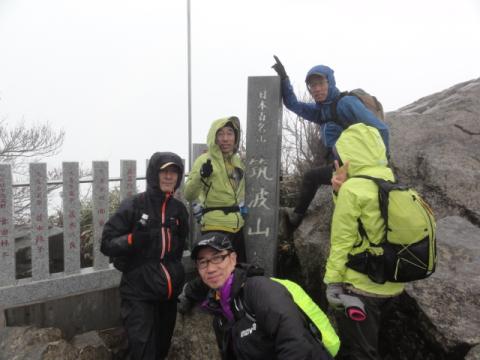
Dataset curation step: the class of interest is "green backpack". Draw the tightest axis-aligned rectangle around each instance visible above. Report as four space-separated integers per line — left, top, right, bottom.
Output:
234 278 340 358
346 175 437 284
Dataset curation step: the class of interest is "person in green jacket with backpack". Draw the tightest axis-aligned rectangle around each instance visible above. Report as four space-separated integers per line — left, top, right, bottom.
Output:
185 116 247 261
324 123 404 360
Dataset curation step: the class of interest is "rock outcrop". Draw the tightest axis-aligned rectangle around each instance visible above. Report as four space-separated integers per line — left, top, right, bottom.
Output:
388 78 480 223
0 326 119 360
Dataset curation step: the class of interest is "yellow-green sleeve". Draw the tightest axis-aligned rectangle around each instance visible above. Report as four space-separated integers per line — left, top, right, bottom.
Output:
184 155 206 202
324 185 361 284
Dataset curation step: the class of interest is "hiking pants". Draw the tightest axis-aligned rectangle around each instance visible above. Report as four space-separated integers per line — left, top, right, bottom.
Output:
334 294 395 360
121 298 177 360
294 165 333 215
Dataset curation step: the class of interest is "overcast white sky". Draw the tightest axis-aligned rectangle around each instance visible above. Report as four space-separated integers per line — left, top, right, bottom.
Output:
0 0 479 177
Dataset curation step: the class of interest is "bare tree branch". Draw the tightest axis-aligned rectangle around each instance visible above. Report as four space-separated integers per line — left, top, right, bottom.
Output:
0 119 64 163
0 116 65 224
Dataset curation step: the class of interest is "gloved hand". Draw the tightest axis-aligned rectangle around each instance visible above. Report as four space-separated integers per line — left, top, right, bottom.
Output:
200 159 213 178
326 283 345 310
339 294 367 321
177 284 195 315
271 55 288 80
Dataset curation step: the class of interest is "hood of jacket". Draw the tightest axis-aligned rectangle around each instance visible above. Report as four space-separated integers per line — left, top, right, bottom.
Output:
334 123 392 179
146 152 184 195
206 116 241 161
305 64 340 104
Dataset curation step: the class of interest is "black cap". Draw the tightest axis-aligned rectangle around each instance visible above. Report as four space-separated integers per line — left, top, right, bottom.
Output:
191 232 233 260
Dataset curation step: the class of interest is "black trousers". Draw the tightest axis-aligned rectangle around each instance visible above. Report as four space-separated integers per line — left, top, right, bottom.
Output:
294 165 334 215
121 298 177 360
335 294 395 360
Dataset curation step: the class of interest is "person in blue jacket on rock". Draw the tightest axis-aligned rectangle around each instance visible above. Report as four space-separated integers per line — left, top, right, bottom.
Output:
272 55 390 229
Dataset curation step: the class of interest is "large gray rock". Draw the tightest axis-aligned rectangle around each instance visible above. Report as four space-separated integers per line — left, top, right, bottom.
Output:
292 188 333 306
71 330 112 359
0 326 78 360
0 326 120 360
406 216 480 353
466 344 480 360
386 78 480 221
169 308 220 360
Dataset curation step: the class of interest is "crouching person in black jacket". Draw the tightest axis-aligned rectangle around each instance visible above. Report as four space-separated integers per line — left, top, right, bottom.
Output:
101 152 189 360
188 232 334 360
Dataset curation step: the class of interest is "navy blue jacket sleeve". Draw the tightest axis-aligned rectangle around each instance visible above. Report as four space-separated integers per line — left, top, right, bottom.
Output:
337 96 390 153
281 78 324 124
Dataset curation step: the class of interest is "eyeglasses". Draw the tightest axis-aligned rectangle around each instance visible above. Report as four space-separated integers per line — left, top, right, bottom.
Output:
307 79 329 89
196 252 231 269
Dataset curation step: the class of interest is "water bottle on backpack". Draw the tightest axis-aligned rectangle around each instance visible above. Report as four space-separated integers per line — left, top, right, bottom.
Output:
192 202 204 223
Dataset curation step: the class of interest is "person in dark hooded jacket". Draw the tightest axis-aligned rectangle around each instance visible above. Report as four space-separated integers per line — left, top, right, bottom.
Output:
101 152 189 360
272 56 389 228
187 232 335 360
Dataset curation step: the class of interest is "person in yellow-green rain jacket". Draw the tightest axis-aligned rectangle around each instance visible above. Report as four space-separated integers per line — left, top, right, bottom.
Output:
178 116 246 315
324 123 404 360
184 116 246 262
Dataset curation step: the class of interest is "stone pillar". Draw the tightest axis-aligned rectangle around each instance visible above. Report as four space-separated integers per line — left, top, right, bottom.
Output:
62 162 81 274
92 161 110 270
30 163 49 281
0 164 14 287
244 76 282 276
120 160 136 201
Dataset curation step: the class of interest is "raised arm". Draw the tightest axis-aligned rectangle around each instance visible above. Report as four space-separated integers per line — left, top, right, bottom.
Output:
272 55 322 123
184 154 209 202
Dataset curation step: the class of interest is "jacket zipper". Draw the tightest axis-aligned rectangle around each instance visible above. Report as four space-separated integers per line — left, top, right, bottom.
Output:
160 262 173 300
160 193 171 259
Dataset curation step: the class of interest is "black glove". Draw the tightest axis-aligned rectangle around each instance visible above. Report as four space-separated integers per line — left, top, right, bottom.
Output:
200 159 213 178
272 55 288 80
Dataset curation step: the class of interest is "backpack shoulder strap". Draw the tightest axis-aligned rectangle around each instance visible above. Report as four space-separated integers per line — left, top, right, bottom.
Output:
131 192 147 221
351 175 410 239
331 91 350 128
233 290 256 322
132 192 146 211
350 175 393 240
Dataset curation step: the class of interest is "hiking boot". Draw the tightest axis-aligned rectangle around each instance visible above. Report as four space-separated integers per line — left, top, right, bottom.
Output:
286 209 304 229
